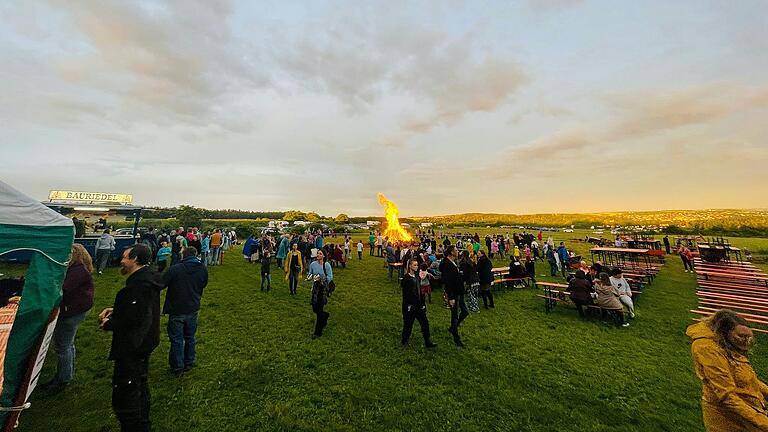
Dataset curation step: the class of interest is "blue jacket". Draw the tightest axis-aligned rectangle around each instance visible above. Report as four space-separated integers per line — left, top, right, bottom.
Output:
557 246 569 262
162 256 208 315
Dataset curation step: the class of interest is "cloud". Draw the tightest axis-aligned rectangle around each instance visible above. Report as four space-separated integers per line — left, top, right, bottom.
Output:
605 84 736 140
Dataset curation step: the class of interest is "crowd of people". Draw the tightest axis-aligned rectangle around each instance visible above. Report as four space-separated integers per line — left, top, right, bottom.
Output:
38 223 766 431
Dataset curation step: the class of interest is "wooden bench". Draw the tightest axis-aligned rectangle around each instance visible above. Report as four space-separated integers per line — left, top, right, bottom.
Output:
691 307 768 333
696 279 768 295
697 270 768 287
537 287 624 319
491 277 532 289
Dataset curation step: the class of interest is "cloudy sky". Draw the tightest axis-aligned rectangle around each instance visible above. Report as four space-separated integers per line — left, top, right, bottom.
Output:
2 0 767 217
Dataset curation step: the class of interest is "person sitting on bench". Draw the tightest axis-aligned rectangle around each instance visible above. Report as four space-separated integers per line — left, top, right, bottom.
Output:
507 257 527 288
568 270 594 318
595 273 629 327
610 268 635 319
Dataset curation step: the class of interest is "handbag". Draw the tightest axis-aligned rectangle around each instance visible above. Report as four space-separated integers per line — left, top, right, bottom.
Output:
322 261 336 294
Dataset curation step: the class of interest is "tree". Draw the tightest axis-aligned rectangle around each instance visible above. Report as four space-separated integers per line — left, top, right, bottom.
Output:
283 210 307 222
175 205 203 228
335 213 350 223
306 212 321 222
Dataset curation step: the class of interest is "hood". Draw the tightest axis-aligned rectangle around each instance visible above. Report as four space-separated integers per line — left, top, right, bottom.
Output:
686 321 714 342
100 233 112 239
180 257 205 274
127 266 165 291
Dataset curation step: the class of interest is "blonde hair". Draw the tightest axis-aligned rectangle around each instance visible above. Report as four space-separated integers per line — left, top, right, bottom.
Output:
70 243 94 273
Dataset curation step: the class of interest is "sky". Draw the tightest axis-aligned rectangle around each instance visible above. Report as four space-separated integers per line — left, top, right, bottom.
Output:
1 0 767 217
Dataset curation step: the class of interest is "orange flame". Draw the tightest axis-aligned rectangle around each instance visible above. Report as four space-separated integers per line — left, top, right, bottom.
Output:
377 193 412 245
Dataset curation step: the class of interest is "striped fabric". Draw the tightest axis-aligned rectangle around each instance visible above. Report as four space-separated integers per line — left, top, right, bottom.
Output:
0 301 21 394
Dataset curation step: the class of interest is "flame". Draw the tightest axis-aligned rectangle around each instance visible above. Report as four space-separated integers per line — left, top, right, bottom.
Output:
377 193 412 245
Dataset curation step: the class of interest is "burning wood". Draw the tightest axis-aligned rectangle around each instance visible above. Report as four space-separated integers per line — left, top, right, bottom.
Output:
377 193 413 245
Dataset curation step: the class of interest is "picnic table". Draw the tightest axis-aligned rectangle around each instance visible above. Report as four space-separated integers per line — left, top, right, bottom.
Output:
697 269 768 287
490 266 532 288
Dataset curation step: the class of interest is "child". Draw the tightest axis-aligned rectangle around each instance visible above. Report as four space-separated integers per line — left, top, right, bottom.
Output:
356 240 363 260
260 252 271 292
418 262 435 303
156 241 171 272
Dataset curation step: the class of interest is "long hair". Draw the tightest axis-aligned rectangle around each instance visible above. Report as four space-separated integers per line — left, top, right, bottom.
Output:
708 309 752 353
70 243 93 273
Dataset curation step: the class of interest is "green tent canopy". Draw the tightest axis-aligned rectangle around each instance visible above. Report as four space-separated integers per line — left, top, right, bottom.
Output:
0 181 73 425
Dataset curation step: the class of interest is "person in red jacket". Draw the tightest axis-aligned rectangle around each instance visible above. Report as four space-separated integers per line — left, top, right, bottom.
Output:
39 244 95 395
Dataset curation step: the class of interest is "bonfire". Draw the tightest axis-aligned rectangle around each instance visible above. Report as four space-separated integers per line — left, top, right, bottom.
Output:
377 193 413 245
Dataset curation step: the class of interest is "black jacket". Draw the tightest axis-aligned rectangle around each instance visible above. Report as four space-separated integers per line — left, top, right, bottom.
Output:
104 266 164 360
401 273 424 309
459 258 479 285
440 258 463 300
477 256 493 284
162 256 208 315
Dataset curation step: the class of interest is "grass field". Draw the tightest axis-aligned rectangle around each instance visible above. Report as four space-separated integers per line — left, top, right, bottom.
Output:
10 230 768 431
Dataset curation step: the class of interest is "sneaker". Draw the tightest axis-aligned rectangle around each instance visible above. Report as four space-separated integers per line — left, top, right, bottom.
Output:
630 312 636 319
183 363 196 372
98 271 103 275
622 323 630 327
425 341 437 349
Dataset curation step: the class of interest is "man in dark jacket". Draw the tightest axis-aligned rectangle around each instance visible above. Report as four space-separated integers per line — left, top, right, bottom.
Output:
440 246 468 347
162 246 208 376
99 244 163 432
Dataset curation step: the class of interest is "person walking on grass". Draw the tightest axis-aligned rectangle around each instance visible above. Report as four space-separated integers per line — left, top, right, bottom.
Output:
284 243 303 295
99 244 163 432
357 239 364 260
261 250 272 292
95 228 115 274
162 247 208 377
308 250 333 338
687 309 768 431
557 242 570 278
39 244 94 395
680 244 695 272
441 246 468 347
401 259 437 348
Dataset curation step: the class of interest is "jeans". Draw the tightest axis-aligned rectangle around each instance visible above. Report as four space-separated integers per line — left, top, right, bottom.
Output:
369 244 374 256
52 310 90 383
157 260 167 273
211 247 221 265
288 269 299 294
96 249 111 272
201 251 210 267
167 312 199 371
113 356 150 432
358 251 362 260
261 273 271 291
449 294 469 339
549 261 558 276
681 256 694 271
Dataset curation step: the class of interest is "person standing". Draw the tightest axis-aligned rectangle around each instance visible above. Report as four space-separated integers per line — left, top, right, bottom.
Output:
557 242 570 278
210 229 223 266
687 309 768 431
276 235 289 269
680 245 695 272
161 246 207 376
477 250 494 309
368 232 375 256
441 246 468 347
400 259 436 348
663 235 671 254
308 250 333 338
284 243 303 295
99 244 163 432
95 229 116 274
356 240 364 260
39 244 95 395
155 242 171 273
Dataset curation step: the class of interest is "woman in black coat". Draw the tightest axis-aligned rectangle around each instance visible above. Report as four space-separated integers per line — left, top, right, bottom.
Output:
477 250 494 308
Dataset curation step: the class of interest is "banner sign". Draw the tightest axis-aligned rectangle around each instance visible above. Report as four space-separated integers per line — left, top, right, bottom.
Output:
48 190 133 204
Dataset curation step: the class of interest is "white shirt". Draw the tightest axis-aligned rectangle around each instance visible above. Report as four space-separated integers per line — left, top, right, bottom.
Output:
356 242 363 252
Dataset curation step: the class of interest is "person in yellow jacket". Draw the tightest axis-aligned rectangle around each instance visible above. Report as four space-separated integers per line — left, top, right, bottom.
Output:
687 309 768 431
284 244 304 296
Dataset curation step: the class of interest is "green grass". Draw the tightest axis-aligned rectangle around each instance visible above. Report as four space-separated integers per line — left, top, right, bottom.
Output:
9 231 768 431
